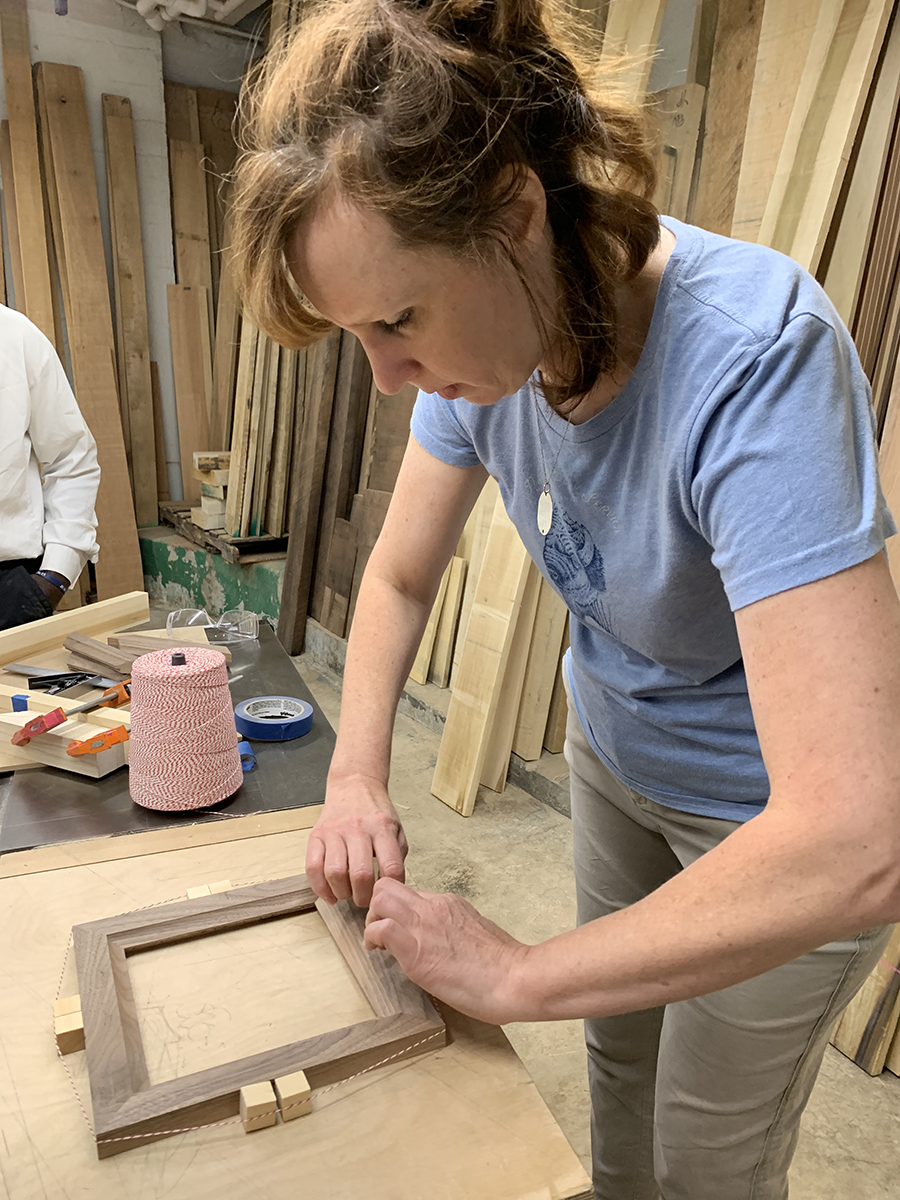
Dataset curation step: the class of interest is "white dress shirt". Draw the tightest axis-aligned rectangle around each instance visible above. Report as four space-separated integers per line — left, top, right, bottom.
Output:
0 305 100 584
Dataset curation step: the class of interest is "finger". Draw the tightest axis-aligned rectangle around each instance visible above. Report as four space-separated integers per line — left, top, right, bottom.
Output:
345 833 378 908
363 916 420 970
373 830 406 886
305 834 337 904
322 837 353 902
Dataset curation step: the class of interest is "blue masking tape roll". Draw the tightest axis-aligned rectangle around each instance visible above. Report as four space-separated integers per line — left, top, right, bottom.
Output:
234 696 314 742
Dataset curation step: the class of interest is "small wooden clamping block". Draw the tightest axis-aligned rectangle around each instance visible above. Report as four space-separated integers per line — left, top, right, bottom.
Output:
240 1081 278 1133
273 1070 311 1121
53 996 84 1055
186 880 232 899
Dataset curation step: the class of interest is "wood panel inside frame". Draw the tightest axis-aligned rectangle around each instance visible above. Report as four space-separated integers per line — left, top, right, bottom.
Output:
72 875 445 1157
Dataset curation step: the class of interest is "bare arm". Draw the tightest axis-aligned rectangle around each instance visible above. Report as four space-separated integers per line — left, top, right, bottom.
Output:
307 435 488 905
365 551 900 1023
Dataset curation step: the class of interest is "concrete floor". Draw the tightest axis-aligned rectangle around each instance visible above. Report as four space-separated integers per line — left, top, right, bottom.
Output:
294 656 900 1196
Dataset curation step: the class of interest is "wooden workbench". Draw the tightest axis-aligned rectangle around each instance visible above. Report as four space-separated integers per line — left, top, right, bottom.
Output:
0 813 592 1199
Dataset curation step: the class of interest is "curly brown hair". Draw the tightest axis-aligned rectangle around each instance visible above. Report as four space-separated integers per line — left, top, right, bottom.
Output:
231 0 660 410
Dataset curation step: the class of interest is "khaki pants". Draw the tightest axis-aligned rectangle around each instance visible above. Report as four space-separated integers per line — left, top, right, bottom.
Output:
565 703 891 1200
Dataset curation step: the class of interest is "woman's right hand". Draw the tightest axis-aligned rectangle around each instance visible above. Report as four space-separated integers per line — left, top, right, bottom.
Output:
305 773 409 908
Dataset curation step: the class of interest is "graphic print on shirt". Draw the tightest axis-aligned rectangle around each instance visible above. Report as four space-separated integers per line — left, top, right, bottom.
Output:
542 505 614 635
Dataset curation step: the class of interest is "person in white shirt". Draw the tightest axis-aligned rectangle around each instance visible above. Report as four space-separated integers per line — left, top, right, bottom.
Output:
0 305 100 630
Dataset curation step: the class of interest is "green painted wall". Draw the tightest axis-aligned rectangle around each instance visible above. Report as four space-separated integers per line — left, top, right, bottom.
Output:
140 528 285 622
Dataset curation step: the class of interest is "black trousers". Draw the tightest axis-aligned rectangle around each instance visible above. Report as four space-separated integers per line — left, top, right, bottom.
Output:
0 558 54 631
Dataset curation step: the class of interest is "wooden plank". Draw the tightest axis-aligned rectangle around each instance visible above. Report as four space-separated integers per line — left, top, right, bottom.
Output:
431 502 532 816
320 517 358 638
0 119 25 308
163 80 200 144
0 591 148 666
543 625 570 755
276 333 341 654
360 382 417 494
821 5 900 323
196 87 238 308
512 579 569 762
210 241 241 451
429 555 467 689
103 95 157 528
480 559 542 793
169 139 214 299
691 0 765 236
599 0 667 100
224 320 260 536
168 284 214 508
451 477 501 690
732 0 823 243
73 346 145 598
758 0 894 272
879 361 900 585
150 361 169 502
870 272 900 427
251 339 280 535
409 562 451 686
266 347 298 537
346 488 393 632
0 0 56 342
651 82 705 221
0 710 127 777
831 924 900 1073
33 73 69 329
239 333 272 537
311 332 373 621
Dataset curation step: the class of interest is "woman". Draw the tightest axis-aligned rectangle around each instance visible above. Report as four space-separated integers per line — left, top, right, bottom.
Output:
232 2 900 1196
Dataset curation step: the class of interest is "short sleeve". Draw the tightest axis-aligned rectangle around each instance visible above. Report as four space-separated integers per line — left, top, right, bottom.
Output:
410 389 482 468
688 313 896 611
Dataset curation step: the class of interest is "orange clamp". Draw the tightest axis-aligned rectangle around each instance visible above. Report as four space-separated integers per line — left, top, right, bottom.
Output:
66 725 130 757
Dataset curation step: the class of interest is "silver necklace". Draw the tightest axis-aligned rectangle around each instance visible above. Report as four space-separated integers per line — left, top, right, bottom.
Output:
534 390 570 536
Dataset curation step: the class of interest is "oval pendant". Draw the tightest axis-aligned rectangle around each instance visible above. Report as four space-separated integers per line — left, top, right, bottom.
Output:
537 488 553 536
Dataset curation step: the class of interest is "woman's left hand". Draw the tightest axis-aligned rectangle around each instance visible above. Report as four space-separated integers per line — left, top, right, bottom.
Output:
364 877 532 1025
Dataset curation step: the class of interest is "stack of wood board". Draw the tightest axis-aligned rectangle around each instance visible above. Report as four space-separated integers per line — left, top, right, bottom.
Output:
191 451 231 530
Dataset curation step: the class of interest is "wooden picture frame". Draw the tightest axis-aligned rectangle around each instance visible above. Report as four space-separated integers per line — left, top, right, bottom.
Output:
72 875 446 1158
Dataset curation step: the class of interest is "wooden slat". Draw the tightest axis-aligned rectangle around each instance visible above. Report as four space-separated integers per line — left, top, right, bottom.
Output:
224 321 260 536
543 626 570 755
266 347 299 537
0 590 148 666
311 332 373 621
239 333 271 537
150 361 170 502
169 139 214 299
431 499 532 817
251 339 280 535
879 359 900 585
0 0 56 342
600 0 667 100
276 332 341 655
732 0 825 243
512 579 569 762
196 87 238 309
409 562 452 686
320 517 358 638
347 488 393 631
691 0 765 236
429 555 467 690
0 119 25 308
167 284 213 508
210 242 241 451
831 924 900 1074
758 0 894 272
359 382 417 494
821 5 900 324
451 477 501 690
651 82 705 221
480 559 542 793
164 81 200 143
103 95 157 528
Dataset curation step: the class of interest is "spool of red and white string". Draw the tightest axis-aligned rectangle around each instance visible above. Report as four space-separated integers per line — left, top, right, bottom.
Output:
128 646 243 811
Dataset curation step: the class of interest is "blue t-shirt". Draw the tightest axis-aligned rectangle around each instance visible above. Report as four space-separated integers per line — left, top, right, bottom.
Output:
410 217 896 822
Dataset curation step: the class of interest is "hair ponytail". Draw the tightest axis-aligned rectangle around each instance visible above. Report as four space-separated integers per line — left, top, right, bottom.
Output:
233 0 660 409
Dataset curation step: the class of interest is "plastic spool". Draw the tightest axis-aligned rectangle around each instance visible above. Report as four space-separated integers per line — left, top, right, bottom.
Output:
234 696 314 741
128 647 243 811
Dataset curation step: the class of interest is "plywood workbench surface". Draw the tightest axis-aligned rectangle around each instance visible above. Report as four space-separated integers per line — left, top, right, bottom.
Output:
0 823 591 1200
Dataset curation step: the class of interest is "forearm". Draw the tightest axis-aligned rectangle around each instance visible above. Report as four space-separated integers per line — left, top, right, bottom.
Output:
328 568 436 787
513 805 900 1022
